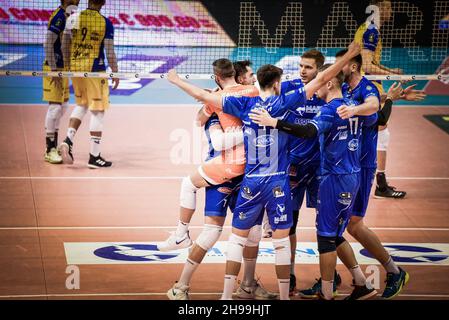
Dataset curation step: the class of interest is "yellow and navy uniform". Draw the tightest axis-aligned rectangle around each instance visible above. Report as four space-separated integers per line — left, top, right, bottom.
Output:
70 8 114 111
354 21 384 94
43 6 69 103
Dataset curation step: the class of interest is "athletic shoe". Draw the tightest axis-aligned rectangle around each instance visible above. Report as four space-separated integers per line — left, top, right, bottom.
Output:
44 148 63 164
167 282 189 300
88 153 112 169
157 231 193 252
59 137 74 164
382 267 409 299
298 272 341 299
317 291 335 300
235 279 278 300
344 283 378 300
374 185 406 199
289 274 297 296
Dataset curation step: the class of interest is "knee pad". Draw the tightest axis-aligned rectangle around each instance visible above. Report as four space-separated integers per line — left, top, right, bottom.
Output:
272 237 291 265
71 105 87 121
226 233 247 263
377 128 390 151
89 111 104 132
48 104 62 120
246 224 262 247
195 224 222 251
317 235 337 254
179 176 199 210
335 236 346 248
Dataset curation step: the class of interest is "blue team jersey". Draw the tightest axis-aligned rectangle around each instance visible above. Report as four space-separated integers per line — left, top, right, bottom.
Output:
204 114 221 161
281 80 325 165
342 77 380 168
311 97 376 176
47 7 66 69
222 87 307 180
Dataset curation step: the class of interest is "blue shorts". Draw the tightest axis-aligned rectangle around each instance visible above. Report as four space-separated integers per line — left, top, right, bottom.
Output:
316 173 360 237
289 163 320 211
351 168 376 218
232 176 292 231
204 176 242 217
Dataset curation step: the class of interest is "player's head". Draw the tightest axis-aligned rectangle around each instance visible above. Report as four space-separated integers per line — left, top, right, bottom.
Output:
212 58 235 88
257 64 283 95
300 49 325 84
335 49 363 80
62 0 80 6
371 0 392 23
233 60 256 85
316 64 345 100
89 0 106 9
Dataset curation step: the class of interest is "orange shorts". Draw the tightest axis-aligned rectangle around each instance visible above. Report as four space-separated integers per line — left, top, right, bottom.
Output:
199 144 245 185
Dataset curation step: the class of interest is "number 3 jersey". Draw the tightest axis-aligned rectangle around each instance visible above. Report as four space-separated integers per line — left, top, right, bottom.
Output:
70 8 114 72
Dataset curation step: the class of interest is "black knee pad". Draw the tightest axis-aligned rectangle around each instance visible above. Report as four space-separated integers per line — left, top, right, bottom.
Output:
317 235 337 254
335 236 346 247
289 210 300 236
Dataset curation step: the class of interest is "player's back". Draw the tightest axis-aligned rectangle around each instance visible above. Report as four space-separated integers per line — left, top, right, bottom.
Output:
70 8 113 72
206 85 259 130
313 98 364 176
354 21 382 71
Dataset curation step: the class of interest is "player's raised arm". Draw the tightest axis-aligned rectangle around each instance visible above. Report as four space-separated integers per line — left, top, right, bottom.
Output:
167 69 223 108
304 41 361 100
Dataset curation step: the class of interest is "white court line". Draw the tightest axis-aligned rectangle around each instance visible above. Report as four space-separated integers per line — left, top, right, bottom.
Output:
0 226 448 231
0 292 448 299
0 176 448 180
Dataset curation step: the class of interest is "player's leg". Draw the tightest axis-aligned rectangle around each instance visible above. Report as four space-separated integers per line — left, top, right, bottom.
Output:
375 127 406 199
168 215 225 300
59 77 88 164
86 79 112 168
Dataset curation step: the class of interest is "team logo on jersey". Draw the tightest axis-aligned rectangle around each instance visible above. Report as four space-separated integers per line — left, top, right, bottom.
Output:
338 192 352 205
254 135 275 147
348 138 359 151
369 33 375 43
241 186 253 200
272 186 285 198
276 204 286 215
366 85 373 91
339 130 348 140
295 105 306 115
238 212 247 220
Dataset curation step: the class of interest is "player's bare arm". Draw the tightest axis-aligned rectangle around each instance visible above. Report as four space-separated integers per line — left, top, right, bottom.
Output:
167 69 222 108
304 41 361 99
104 39 119 89
337 95 379 119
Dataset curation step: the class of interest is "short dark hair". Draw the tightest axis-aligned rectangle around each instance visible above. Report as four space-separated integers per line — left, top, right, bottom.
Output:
233 60 252 82
319 64 345 88
212 58 235 79
89 0 106 6
257 64 283 90
301 49 325 69
370 0 388 5
336 49 363 72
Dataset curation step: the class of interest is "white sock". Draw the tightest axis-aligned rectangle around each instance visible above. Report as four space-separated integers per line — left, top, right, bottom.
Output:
278 279 290 300
90 136 101 157
67 127 76 142
242 258 257 286
383 256 400 274
176 220 189 238
350 265 367 286
321 280 334 300
178 258 199 286
222 275 237 300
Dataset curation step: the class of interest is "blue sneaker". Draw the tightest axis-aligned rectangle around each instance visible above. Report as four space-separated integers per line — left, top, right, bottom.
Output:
298 272 341 299
382 267 409 299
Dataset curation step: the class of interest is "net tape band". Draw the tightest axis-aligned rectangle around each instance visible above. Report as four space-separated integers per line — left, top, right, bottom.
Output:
0 70 447 82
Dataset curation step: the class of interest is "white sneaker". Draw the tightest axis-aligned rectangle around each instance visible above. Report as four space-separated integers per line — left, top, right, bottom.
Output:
167 283 190 300
235 279 279 300
157 231 193 252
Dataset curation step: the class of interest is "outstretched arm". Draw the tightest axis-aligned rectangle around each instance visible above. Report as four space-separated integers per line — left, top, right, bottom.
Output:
337 96 379 119
248 108 317 138
304 41 361 99
167 69 222 108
